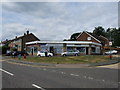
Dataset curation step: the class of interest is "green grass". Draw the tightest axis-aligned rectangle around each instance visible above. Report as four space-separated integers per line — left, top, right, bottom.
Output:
15 55 110 64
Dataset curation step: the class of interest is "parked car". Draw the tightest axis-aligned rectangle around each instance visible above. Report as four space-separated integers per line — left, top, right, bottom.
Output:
104 50 118 55
12 51 29 56
6 50 12 56
61 50 80 56
37 51 53 57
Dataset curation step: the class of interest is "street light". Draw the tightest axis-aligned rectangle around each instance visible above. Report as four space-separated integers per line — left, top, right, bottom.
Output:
109 28 113 60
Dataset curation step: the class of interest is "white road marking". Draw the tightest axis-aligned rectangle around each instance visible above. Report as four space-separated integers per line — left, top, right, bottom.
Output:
88 77 93 80
32 84 45 90
70 73 79 77
61 72 66 74
0 68 14 76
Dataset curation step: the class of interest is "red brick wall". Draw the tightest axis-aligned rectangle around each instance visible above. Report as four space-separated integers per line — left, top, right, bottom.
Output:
77 32 100 43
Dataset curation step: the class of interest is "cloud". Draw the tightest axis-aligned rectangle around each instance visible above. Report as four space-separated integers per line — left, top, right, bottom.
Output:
2 2 118 41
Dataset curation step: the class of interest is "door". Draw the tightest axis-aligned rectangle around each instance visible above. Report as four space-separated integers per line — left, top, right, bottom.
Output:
50 47 54 54
86 47 88 55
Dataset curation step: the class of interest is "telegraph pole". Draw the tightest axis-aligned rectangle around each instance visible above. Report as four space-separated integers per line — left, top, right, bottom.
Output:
109 28 112 60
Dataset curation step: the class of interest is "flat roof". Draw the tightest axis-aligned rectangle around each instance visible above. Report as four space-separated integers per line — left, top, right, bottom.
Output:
26 41 102 46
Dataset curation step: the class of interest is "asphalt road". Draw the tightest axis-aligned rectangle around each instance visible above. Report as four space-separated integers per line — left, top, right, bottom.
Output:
1 59 119 89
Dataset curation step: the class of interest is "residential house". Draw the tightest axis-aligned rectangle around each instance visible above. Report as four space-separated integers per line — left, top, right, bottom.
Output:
6 31 40 52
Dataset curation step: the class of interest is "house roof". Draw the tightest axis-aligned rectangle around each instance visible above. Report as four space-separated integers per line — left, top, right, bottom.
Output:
10 33 40 41
76 31 101 43
1 32 40 44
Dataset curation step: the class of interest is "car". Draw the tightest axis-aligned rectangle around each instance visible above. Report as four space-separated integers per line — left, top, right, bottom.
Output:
61 50 80 56
37 51 53 57
12 51 29 56
104 50 118 55
6 50 12 56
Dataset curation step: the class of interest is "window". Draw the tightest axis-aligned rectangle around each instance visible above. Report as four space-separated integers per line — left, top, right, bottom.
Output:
77 47 85 53
34 47 38 53
96 47 100 53
87 37 91 40
92 47 95 53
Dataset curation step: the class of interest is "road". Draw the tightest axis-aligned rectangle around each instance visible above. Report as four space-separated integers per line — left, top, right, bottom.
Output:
1 58 119 89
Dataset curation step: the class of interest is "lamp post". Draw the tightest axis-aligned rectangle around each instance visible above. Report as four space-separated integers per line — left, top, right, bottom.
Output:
109 28 112 60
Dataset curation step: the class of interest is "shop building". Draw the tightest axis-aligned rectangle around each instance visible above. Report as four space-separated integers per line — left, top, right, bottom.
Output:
26 31 102 55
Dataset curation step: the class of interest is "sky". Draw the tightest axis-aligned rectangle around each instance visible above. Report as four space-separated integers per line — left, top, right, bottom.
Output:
1 1 118 41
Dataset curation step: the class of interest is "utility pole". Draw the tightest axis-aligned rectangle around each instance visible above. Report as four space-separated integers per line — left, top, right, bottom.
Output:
109 28 112 60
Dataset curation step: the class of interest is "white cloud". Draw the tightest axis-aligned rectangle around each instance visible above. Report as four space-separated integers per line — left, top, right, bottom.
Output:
2 2 118 41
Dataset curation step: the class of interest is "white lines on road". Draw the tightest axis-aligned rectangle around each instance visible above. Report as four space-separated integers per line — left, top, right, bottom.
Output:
70 73 79 77
60 72 66 74
0 68 14 76
88 77 93 80
32 84 45 90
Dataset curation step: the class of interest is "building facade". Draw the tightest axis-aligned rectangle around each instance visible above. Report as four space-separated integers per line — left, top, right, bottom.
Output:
26 31 102 56
7 31 40 51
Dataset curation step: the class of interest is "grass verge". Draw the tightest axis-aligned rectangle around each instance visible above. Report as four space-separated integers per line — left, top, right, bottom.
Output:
14 55 110 64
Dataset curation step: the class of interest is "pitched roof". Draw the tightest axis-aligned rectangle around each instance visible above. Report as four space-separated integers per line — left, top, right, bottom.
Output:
76 31 101 43
12 33 40 41
2 33 40 44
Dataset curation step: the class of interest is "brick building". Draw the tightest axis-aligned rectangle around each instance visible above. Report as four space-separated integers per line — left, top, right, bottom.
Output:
7 31 40 51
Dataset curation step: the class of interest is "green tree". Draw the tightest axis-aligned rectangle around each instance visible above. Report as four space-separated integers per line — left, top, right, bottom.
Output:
1 45 10 54
93 26 106 37
106 28 120 47
70 32 81 40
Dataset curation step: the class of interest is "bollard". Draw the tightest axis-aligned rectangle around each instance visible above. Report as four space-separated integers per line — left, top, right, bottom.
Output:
24 54 26 59
18 54 21 60
109 55 112 60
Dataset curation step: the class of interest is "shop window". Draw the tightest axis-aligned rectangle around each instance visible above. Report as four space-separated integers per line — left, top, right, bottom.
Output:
27 47 31 53
77 47 85 53
92 47 95 53
34 47 38 53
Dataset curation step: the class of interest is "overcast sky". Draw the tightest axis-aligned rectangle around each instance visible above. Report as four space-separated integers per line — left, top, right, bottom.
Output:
2 1 118 41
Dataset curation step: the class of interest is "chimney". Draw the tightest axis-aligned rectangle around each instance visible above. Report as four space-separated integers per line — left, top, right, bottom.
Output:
6 39 8 41
27 30 29 35
24 33 26 36
15 36 17 39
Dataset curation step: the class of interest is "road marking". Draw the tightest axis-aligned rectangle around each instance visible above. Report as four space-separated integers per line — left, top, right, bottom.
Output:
32 84 45 90
88 77 93 80
61 72 66 74
0 68 14 76
70 73 79 77
0 60 8 62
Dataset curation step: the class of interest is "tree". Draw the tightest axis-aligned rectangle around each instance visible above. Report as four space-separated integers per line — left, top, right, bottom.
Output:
93 26 106 37
106 28 120 47
70 32 81 40
1 45 10 54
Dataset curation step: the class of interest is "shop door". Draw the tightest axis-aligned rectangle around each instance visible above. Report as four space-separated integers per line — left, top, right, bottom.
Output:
86 47 88 55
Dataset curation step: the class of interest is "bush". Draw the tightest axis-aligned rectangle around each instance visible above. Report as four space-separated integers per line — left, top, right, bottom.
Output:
1 46 10 54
